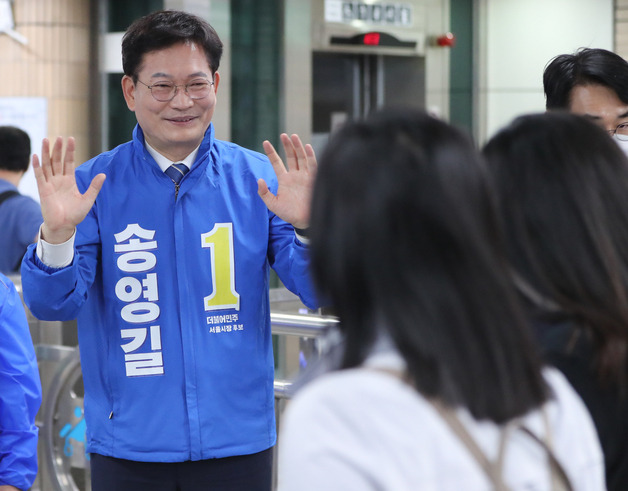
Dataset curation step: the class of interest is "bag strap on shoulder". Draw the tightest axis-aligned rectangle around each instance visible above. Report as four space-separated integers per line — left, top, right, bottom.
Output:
431 399 510 490
365 366 573 490
430 399 573 491
0 189 19 206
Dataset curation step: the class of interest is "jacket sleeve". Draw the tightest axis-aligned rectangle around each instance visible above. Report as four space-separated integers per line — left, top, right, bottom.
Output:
20 201 101 321
0 275 42 490
267 212 320 310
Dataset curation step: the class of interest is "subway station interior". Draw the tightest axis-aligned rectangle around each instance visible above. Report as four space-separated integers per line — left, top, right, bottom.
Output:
1 0 624 489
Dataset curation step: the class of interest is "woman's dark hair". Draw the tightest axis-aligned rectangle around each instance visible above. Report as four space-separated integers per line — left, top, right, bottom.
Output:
309 107 548 423
544 48 628 110
483 111 628 388
122 10 223 82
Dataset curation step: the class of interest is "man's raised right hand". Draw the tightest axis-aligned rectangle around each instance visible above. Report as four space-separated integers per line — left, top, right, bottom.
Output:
33 137 106 244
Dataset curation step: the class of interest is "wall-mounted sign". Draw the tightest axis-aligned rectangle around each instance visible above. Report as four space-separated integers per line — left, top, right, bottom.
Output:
325 1 413 27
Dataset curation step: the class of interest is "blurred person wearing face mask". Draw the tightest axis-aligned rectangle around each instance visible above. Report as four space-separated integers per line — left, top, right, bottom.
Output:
544 47 628 156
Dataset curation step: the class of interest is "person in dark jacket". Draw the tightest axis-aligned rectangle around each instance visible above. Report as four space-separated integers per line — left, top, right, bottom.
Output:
483 111 628 490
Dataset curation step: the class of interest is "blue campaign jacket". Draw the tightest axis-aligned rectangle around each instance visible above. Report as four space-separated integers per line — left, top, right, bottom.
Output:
0 274 42 489
21 124 318 462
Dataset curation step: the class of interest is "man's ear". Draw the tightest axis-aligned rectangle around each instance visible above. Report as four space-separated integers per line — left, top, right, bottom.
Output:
121 75 137 112
213 72 220 94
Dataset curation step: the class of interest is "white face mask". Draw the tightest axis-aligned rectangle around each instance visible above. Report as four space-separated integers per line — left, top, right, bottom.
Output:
612 134 628 157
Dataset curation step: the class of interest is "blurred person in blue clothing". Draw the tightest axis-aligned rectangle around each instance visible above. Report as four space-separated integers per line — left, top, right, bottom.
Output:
0 273 42 491
0 126 43 274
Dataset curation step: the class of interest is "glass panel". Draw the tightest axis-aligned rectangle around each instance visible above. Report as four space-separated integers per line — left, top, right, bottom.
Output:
311 52 425 154
312 52 358 134
382 55 425 109
107 0 164 31
449 0 474 132
231 0 281 154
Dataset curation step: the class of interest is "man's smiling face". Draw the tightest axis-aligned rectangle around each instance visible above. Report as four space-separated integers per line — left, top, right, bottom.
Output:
122 41 220 162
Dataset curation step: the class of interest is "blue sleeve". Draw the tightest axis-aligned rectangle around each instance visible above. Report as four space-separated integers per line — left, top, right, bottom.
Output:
267 213 320 310
242 148 319 311
20 201 100 321
0 274 42 490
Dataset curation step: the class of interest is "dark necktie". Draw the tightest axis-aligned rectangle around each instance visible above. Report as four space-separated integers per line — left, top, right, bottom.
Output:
165 163 189 185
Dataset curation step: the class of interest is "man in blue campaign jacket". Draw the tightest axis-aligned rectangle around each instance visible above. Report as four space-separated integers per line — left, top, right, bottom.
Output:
0 273 42 491
21 10 318 491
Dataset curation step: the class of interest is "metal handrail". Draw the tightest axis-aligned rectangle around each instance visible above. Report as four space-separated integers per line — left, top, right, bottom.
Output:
270 312 338 399
274 379 292 400
270 312 338 337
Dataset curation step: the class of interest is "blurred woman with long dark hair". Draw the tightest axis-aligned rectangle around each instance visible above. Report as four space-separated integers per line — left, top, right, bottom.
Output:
483 111 628 490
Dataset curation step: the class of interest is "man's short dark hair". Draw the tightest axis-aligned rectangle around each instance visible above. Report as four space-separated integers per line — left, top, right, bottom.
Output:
121 10 223 83
543 48 628 110
0 126 31 173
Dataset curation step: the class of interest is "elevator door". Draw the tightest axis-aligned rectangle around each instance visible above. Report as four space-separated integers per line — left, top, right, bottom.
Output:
311 51 425 153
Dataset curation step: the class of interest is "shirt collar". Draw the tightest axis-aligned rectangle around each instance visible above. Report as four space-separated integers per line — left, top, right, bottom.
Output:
0 178 17 192
145 142 201 173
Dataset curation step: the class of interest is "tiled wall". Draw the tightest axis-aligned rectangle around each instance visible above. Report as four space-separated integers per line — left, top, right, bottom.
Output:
2 0 92 165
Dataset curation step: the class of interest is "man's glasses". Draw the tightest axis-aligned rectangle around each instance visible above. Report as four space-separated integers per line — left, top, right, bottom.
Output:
137 78 214 102
607 122 628 141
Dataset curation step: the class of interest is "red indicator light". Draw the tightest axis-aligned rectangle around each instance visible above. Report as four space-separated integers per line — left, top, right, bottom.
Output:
436 32 456 47
363 32 380 46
